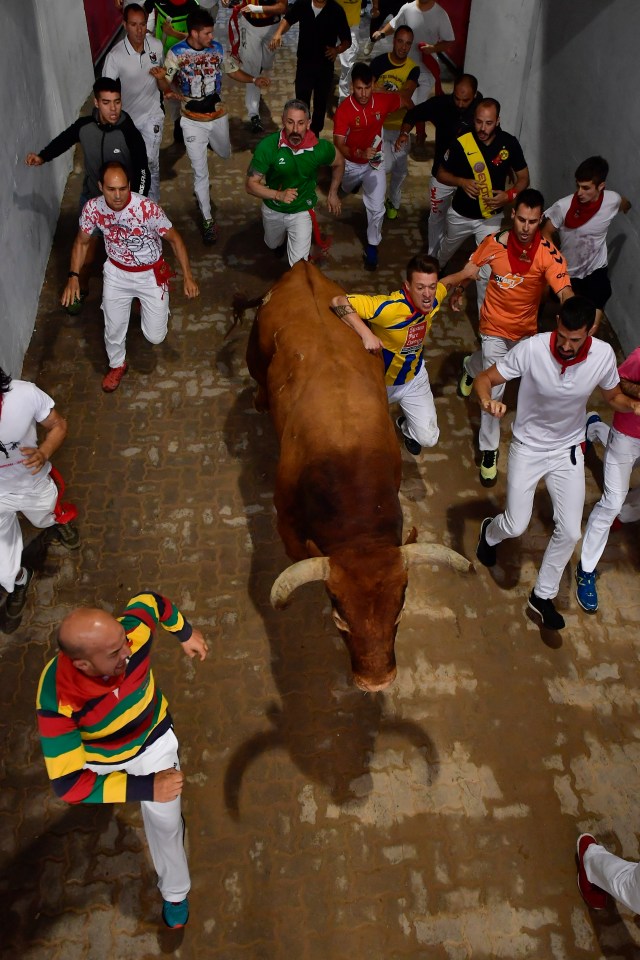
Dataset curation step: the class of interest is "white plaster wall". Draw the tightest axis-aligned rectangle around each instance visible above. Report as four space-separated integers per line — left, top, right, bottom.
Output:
1 0 94 375
465 0 640 353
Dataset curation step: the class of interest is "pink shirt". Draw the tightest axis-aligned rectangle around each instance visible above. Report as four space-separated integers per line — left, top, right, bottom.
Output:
613 347 640 439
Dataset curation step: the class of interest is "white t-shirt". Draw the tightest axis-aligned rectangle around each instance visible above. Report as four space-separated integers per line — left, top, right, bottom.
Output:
80 192 172 267
389 1 454 80
543 190 621 278
0 381 54 490
103 35 165 126
497 332 619 451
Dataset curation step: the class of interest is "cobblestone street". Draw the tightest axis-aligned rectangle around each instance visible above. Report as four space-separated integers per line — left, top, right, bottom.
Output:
2 23 640 960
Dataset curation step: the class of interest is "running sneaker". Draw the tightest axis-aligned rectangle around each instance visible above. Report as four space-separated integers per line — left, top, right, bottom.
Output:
396 416 421 455
102 363 128 393
162 898 189 929
44 522 80 550
575 562 598 612
202 219 219 245
4 568 34 620
576 835 608 910
527 590 565 630
479 449 498 486
457 356 474 398
385 199 399 220
476 518 497 567
363 243 378 271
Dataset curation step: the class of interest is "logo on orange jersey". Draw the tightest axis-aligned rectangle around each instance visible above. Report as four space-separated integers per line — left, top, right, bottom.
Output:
494 272 524 290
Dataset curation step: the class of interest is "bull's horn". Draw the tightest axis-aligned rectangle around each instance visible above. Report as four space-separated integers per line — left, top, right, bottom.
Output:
270 556 331 608
400 542 473 575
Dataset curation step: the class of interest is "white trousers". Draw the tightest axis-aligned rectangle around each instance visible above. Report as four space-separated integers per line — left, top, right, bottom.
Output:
342 159 386 246
438 208 502 313
181 114 231 221
383 128 409 208
387 364 439 448
584 843 640 913
102 260 169 368
485 439 585 599
581 426 640 570
338 27 360 101
465 335 519 451
261 205 313 266
239 19 278 117
427 174 456 256
85 728 190 902
136 112 165 202
0 474 57 592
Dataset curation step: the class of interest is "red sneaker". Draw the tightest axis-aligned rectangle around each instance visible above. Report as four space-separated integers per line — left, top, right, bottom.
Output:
102 363 128 393
576 834 609 910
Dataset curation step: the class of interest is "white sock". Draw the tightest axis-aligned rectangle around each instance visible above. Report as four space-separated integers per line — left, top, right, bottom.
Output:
14 567 28 586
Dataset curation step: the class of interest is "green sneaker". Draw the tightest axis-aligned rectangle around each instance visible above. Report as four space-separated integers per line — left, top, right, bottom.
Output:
457 356 474 398
385 199 398 220
479 449 499 486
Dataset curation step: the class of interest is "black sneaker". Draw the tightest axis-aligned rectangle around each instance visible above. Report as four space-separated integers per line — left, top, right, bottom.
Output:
249 114 264 133
480 449 498 486
5 568 34 620
44 522 80 550
457 356 474 398
476 517 496 567
527 590 565 630
202 218 218 245
396 416 421 455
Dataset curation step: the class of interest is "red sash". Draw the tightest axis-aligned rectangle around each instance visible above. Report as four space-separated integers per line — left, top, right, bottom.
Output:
418 46 443 95
564 191 604 229
506 230 541 275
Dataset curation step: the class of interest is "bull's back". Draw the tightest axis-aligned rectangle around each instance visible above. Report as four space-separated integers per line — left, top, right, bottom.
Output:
251 263 403 558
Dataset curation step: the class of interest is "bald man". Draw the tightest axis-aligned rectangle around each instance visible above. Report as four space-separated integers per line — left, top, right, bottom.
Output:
36 592 208 929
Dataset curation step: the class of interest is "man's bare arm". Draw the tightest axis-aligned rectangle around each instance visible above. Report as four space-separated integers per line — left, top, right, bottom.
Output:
620 377 640 400
473 364 508 419
329 295 382 353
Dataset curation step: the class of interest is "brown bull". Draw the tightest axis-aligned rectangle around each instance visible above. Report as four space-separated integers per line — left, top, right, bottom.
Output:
246 261 470 691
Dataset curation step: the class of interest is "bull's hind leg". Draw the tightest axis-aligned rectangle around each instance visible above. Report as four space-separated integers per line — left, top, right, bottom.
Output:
246 318 270 412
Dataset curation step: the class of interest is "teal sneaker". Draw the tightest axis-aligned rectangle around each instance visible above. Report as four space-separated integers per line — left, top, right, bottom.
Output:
162 898 189 929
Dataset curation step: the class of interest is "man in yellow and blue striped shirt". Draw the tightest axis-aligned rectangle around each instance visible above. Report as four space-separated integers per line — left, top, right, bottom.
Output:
331 254 449 455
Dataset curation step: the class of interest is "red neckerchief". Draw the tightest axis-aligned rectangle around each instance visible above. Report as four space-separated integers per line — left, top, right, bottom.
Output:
506 229 541 275
277 129 318 153
550 329 592 375
564 190 604 229
54 650 125 711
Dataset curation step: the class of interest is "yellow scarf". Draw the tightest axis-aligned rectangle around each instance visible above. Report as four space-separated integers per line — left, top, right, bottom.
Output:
458 132 494 219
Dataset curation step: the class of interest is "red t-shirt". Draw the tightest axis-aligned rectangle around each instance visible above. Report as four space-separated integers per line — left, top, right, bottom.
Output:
333 92 402 164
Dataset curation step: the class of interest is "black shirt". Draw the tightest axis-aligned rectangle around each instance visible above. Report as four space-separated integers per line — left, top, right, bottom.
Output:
285 0 351 65
441 128 527 219
402 92 481 172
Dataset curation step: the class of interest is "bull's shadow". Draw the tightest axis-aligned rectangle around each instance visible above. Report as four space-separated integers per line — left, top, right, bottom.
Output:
220 352 440 819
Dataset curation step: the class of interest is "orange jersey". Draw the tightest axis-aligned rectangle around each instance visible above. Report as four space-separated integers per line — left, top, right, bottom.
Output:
470 231 570 340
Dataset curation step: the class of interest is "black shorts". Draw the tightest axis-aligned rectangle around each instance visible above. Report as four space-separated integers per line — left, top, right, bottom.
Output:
571 266 612 310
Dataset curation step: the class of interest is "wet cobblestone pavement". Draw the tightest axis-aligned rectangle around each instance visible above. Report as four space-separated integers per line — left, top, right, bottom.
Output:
2 20 640 960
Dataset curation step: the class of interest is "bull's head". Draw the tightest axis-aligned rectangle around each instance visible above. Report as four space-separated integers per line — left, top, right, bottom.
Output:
270 539 472 692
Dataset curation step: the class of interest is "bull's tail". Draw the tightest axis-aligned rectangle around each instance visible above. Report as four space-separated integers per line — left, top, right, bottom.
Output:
225 292 266 339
